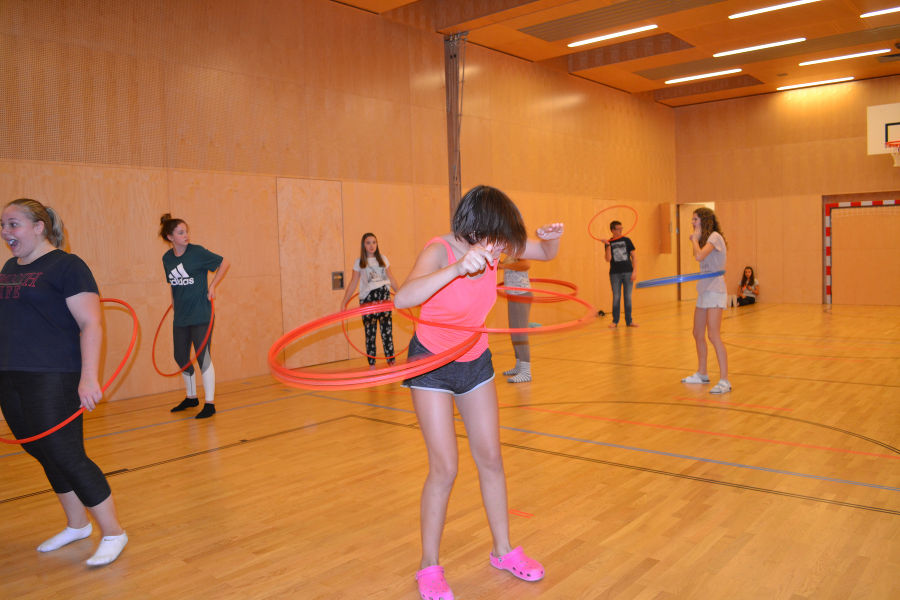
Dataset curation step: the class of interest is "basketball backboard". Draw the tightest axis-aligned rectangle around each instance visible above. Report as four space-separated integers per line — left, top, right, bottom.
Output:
866 102 900 157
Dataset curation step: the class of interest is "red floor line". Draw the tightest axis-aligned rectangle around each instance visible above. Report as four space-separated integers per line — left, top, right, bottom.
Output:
501 403 900 460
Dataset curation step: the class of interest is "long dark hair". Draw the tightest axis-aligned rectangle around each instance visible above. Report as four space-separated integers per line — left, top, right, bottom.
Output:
358 233 385 269
7 198 66 248
159 213 186 242
451 186 527 257
740 266 756 288
694 207 726 248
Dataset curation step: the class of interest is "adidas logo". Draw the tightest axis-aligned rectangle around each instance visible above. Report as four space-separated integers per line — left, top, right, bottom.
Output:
168 263 195 286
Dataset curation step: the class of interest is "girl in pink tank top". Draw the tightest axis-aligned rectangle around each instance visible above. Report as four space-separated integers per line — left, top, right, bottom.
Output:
394 186 564 600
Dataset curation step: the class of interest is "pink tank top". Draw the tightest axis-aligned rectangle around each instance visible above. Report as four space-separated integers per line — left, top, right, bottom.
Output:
415 237 498 362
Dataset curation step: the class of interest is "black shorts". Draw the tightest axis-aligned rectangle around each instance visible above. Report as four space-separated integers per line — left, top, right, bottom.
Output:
401 334 495 396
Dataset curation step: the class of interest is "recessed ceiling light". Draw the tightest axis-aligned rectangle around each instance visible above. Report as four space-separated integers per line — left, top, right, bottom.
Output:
799 48 892 66
860 6 900 18
777 76 854 90
714 38 806 57
665 69 743 84
729 0 821 19
567 24 658 48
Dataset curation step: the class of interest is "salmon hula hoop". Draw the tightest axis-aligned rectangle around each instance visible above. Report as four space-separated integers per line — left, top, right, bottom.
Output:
588 205 638 243
152 299 215 377
496 278 578 303
340 292 410 360
269 301 479 390
400 287 597 335
1 298 139 445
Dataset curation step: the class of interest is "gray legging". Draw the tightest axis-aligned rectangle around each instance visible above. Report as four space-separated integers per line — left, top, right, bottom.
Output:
507 292 531 362
173 323 213 375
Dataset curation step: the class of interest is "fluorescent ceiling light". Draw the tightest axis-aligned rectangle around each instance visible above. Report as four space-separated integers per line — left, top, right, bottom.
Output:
730 0 821 19
714 37 805 57
568 24 658 48
777 76 854 90
665 68 742 84
860 6 900 17
799 48 891 66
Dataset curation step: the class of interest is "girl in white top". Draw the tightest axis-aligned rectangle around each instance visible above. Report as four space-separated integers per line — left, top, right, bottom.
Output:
737 266 759 306
341 233 400 368
682 207 731 394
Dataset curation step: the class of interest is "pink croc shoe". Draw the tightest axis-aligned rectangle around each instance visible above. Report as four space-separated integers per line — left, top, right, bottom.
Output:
489 546 544 581
416 565 454 600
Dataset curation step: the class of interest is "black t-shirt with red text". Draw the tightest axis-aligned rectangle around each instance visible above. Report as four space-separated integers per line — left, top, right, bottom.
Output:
0 249 99 372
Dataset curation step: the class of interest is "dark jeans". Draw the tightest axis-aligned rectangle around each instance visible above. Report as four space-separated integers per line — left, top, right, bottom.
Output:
737 296 756 306
610 271 634 325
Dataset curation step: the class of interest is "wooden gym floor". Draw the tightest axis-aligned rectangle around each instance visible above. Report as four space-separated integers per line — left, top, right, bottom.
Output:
1 301 898 599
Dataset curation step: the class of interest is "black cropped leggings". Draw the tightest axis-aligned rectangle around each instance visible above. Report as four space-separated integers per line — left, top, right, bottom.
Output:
0 371 111 507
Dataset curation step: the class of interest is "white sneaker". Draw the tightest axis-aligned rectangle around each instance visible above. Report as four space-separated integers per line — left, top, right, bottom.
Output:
681 372 710 384
709 380 732 394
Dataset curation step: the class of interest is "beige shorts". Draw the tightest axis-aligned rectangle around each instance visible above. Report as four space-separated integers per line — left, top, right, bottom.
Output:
696 291 727 309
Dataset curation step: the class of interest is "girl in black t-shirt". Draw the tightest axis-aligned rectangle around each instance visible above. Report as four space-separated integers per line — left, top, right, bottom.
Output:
0 198 128 566
159 214 230 418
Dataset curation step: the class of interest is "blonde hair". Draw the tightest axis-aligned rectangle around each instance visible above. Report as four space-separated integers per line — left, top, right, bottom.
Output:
7 198 65 248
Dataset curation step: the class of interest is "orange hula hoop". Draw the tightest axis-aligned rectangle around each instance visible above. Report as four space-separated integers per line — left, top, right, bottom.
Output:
399 286 596 335
269 301 478 390
587 205 638 242
0 298 139 445
151 298 215 377
496 278 578 303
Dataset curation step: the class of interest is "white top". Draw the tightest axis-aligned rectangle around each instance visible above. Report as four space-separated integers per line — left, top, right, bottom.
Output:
353 256 391 299
697 232 726 294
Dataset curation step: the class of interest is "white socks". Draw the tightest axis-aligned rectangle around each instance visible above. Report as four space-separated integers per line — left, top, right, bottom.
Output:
37 523 93 552
86 532 128 566
37 524 128 566
502 361 521 376
507 362 531 383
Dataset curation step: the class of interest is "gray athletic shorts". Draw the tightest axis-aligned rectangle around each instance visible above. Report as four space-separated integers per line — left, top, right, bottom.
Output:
401 334 495 396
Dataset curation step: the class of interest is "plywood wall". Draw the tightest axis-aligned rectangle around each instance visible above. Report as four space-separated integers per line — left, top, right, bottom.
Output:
8 1 895 400
675 76 900 304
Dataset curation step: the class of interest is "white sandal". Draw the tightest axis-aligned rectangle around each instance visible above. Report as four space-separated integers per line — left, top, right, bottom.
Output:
709 380 732 394
681 372 710 384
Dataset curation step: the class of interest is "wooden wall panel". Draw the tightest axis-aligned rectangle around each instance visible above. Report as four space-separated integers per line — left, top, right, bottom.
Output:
277 178 347 368
831 206 900 305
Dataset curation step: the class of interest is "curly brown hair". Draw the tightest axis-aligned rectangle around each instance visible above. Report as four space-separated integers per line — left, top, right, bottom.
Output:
694 207 726 248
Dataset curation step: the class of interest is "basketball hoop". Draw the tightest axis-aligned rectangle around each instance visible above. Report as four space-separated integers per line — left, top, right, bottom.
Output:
887 141 900 167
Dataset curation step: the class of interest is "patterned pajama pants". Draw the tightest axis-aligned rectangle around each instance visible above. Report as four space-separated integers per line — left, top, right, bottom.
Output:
361 286 394 365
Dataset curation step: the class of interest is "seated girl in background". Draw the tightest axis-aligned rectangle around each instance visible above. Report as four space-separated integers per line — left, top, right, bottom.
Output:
737 266 759 306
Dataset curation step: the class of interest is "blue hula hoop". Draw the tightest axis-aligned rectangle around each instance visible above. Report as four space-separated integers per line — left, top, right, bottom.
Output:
636 270 725 289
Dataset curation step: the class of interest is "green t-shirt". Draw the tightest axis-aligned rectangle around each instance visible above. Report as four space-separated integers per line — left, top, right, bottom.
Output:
162 244 223 326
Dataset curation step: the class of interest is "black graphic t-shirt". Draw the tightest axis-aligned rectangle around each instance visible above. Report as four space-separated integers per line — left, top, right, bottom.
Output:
609 236 636 274
162 244 223 326
0 249 99 372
